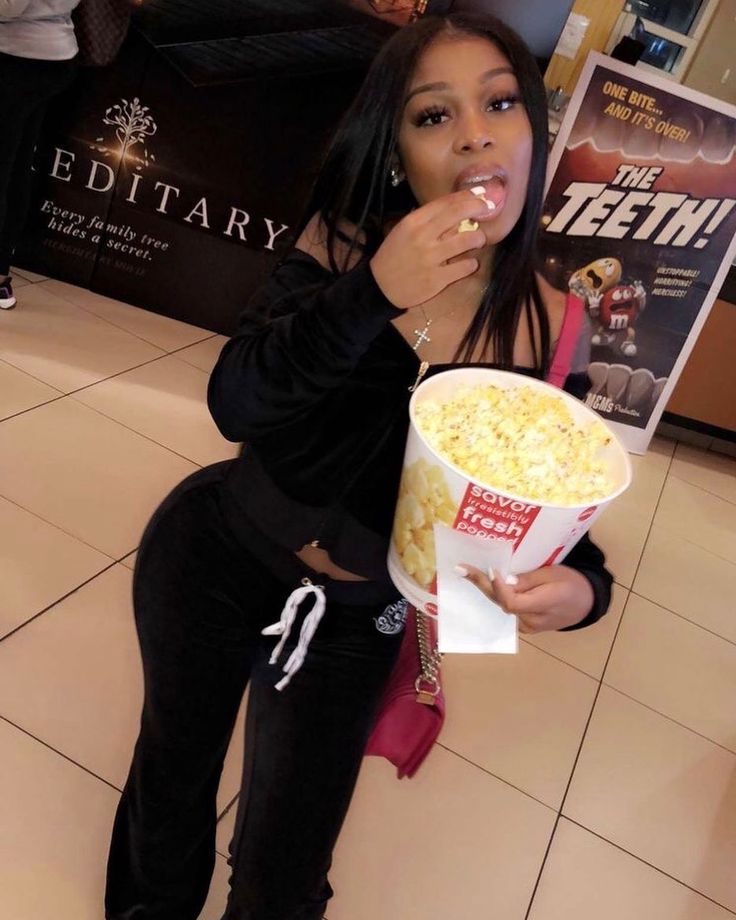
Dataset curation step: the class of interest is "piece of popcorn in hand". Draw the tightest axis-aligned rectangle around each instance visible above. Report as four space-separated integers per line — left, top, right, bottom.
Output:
458 218 479 233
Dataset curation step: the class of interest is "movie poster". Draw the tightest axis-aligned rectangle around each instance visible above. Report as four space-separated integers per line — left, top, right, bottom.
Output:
540 52 736 453
16 6 391 334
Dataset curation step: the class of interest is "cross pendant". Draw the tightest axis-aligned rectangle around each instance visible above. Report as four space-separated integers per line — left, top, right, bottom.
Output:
412 320 432 351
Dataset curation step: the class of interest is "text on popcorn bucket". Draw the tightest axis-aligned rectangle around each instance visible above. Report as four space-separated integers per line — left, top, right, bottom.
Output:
452 484 541 547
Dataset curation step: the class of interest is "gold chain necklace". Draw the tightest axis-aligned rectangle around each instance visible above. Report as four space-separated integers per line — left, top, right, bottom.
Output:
411 302 460 352
408 283 489 392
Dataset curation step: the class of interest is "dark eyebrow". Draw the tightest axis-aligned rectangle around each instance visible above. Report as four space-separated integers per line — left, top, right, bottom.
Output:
404 66 514 105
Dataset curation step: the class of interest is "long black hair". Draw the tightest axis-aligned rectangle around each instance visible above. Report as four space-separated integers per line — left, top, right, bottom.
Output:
302 13 551 373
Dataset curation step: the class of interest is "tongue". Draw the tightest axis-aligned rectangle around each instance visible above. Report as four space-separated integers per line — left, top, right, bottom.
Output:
470 180 506 214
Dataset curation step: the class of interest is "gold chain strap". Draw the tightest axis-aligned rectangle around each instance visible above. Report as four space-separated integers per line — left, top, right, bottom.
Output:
415 610 442 705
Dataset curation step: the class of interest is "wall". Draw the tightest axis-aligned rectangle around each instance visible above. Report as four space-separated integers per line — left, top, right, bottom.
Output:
543 0 624 94
684 0 736 105
666 298 736 432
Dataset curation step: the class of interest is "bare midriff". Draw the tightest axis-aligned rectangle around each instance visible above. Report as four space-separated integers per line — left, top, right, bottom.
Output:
295 543 369 582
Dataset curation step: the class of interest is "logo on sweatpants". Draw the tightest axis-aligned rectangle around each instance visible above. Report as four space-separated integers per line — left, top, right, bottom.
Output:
374 598 408 635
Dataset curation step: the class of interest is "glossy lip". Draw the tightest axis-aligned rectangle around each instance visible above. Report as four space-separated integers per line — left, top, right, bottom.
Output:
453 163 508 192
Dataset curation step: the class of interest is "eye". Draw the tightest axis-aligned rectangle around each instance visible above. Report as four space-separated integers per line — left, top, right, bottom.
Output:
486 94 519 113
413 105 450 128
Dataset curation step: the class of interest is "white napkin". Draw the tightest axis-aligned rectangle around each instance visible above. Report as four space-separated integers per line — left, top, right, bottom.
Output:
434 524 518 654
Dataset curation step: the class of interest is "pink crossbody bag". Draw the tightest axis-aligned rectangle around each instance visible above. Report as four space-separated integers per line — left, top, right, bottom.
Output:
366 294 584 778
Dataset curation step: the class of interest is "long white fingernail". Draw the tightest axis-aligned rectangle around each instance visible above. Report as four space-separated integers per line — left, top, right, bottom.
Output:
470 185 495 210
454 565 469 577
505 574 519 586
488 566 496 581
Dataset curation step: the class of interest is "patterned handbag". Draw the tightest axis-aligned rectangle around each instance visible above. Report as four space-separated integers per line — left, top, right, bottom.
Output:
365 605 445 778
72 0 135 67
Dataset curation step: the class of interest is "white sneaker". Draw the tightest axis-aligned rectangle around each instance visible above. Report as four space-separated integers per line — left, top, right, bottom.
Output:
0 277 17 310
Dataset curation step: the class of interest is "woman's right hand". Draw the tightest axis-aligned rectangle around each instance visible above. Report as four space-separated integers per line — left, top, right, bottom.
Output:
369 190 490 310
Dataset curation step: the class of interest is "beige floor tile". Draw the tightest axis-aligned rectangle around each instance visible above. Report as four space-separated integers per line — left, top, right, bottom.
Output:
2 284 164 392
217 804 235 859
625 435 675 516
0 565 249 817
588 436 673 588
0 495 112 638
655 477 736 565
175 335 229 374
11 265 47 282
220 694 246 808
0 397 196 558
0 358 61 420
634 526 736 644
328 748 555 920
0 710 232 920
564 686 736 910
590 498 651 588
671 443 736 505
72 354 239 467
0 717 119 920
200 855 232 920
604 594 736 752
440 642 597 808
0 566 143 789
120 550 138 569
40 279 213 352
523 582 627 680
8 272 30 287
529 818 734 920
215 748 558 912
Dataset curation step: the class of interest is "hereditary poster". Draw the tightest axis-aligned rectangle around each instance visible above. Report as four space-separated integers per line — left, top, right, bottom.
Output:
540 52 736 453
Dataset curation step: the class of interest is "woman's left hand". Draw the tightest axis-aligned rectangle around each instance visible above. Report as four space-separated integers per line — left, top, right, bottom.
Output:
458 564 594 634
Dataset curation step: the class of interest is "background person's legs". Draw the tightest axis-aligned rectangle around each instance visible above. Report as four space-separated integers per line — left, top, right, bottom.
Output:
0 52 76 288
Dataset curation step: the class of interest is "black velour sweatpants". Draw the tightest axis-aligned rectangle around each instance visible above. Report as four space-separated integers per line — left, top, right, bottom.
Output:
105 461 404 920
0 51 76 274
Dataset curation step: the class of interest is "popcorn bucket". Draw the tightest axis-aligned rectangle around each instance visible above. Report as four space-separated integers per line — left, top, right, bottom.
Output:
388 368 632 614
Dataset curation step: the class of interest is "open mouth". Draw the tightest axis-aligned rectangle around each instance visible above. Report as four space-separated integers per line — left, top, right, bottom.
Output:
586 269 603 289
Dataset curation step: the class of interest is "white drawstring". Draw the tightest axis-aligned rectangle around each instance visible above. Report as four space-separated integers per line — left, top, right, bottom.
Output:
261 581 327 691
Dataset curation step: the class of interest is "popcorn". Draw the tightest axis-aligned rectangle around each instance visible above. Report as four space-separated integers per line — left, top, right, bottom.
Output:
393 458 455 588
413 384 613 505
458 218 479 233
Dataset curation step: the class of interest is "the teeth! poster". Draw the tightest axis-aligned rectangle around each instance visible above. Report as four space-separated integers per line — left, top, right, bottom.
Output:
540 52 736 454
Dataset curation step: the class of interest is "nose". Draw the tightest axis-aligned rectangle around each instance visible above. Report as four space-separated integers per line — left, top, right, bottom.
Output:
454 110 494 154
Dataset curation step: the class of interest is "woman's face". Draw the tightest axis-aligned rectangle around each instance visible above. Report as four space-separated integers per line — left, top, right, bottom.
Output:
397 34 534 246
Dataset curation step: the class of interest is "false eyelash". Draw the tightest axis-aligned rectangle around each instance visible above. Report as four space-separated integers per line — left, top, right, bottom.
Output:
487 94 520 111
413 105 450 127
413 94 521 127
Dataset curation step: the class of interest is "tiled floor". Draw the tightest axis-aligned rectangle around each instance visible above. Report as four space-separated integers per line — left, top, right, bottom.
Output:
2 268 735 919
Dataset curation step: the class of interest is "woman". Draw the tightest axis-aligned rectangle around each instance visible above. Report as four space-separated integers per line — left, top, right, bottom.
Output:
106 13 612 920
0 0 79 310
